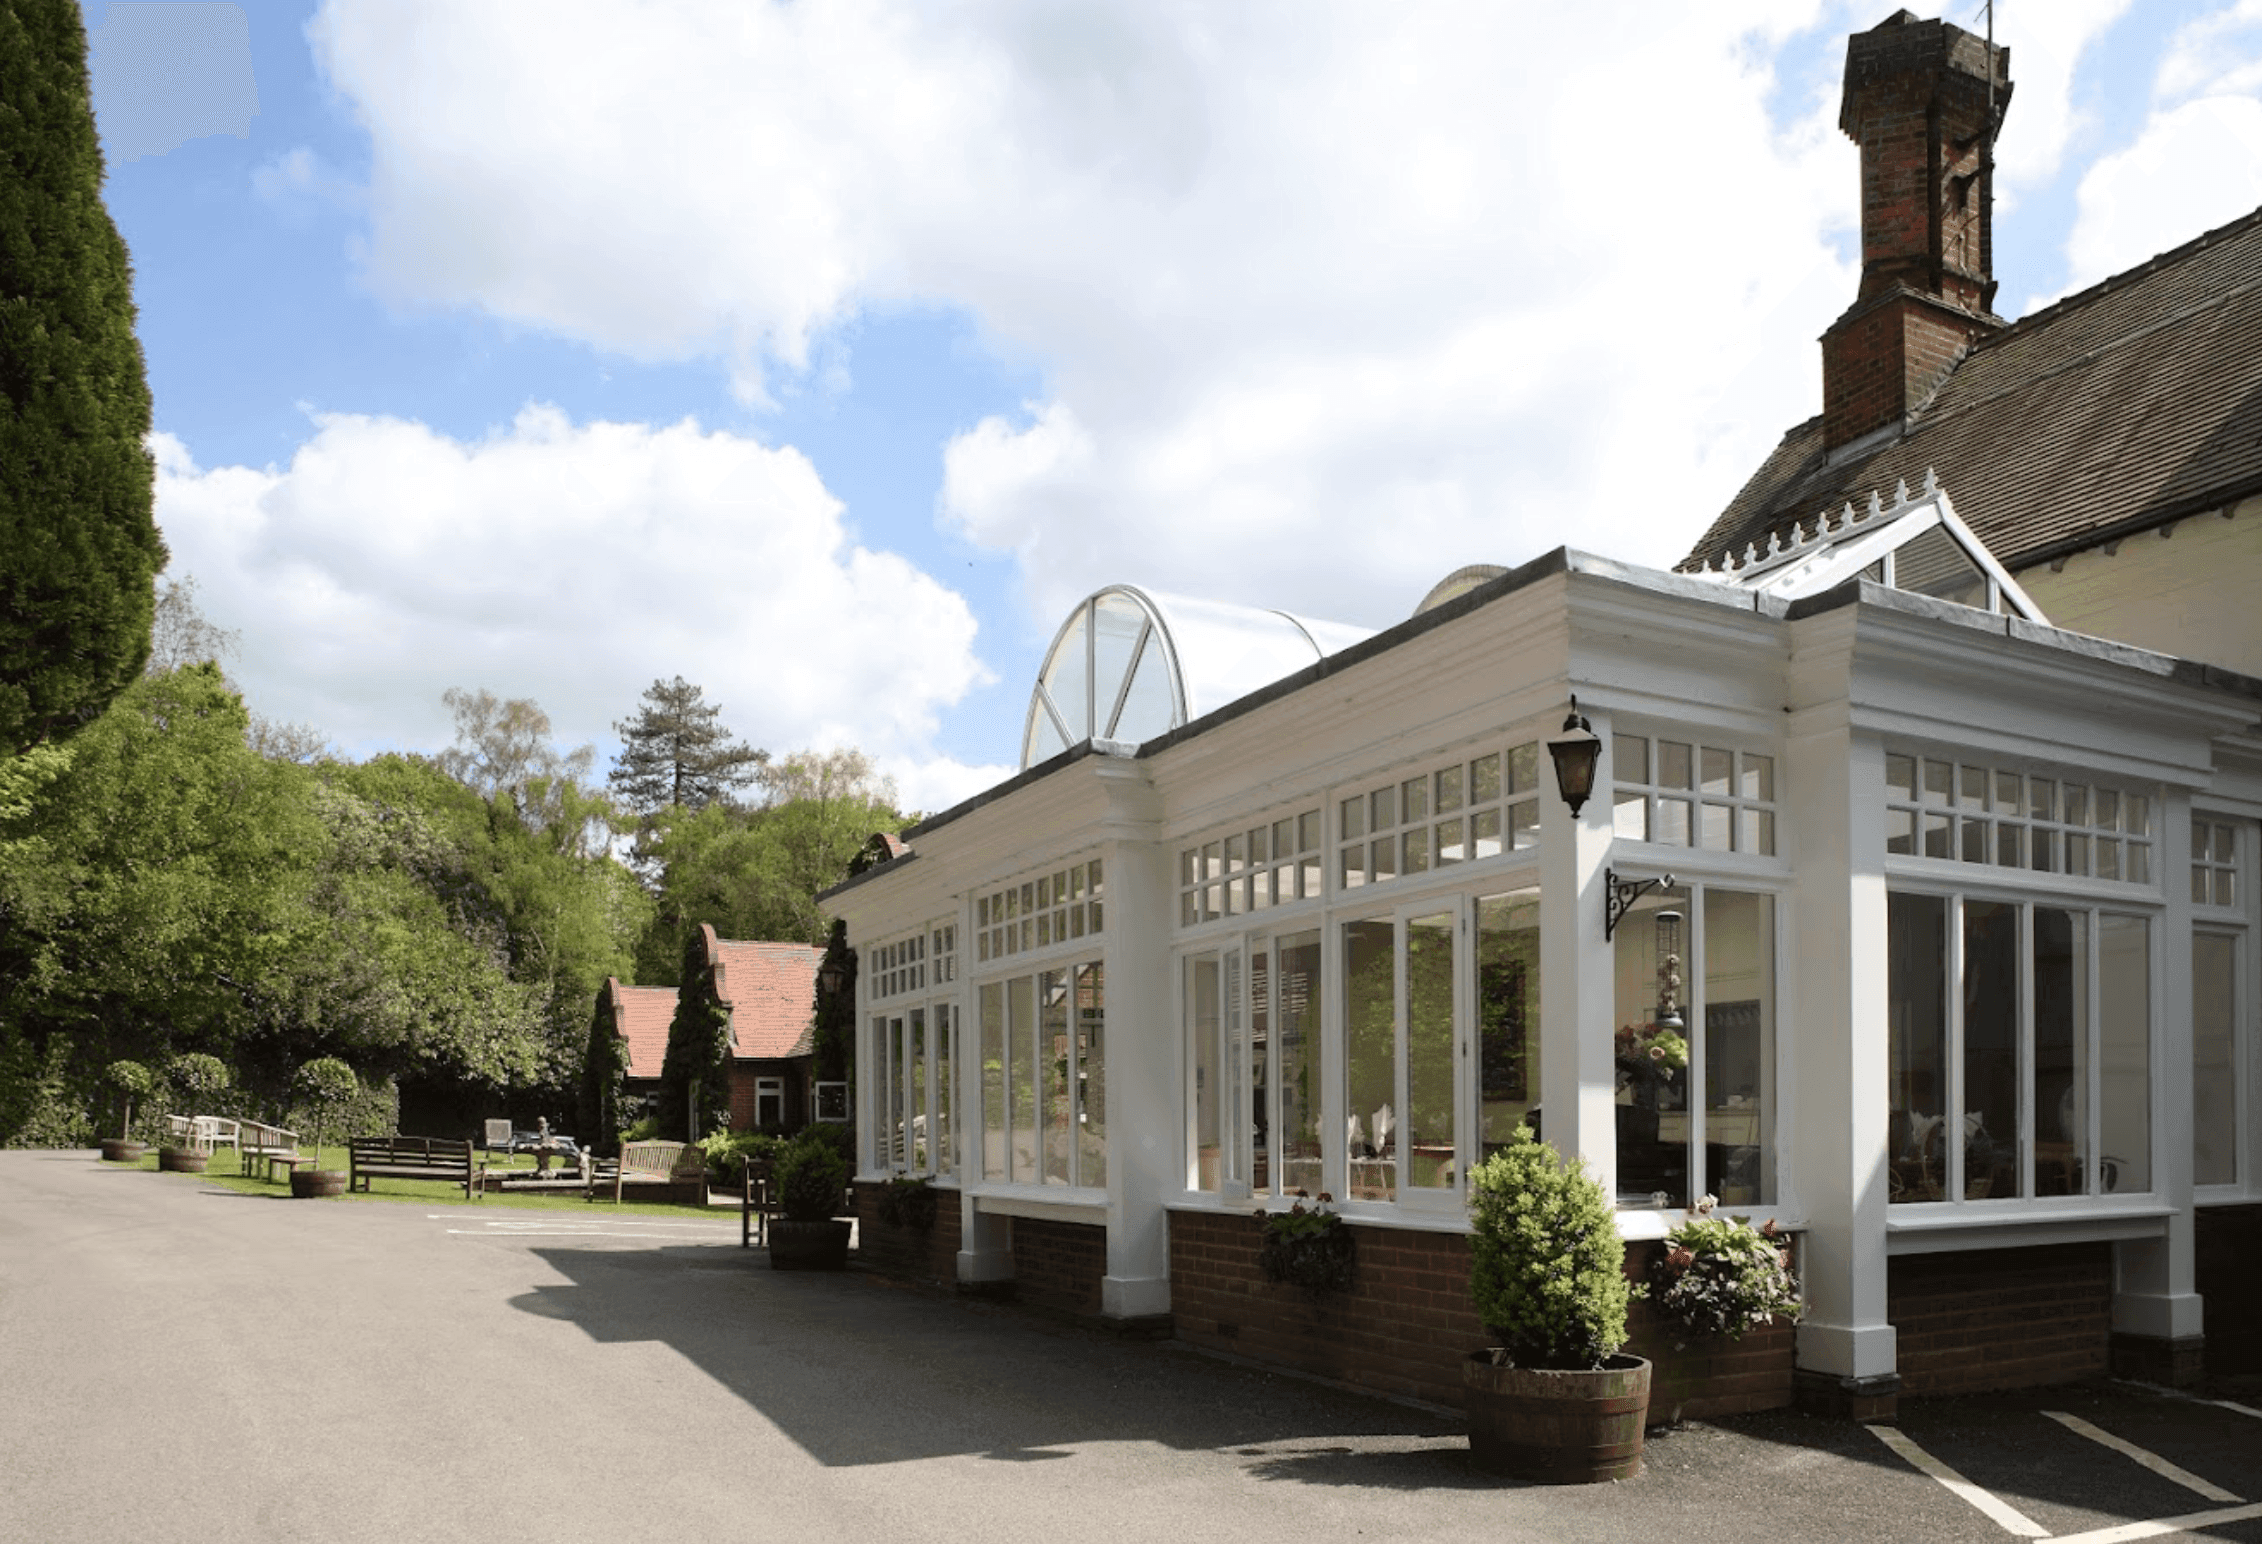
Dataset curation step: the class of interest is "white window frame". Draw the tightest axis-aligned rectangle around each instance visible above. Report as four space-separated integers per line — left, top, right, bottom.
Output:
2191 810 2256 1203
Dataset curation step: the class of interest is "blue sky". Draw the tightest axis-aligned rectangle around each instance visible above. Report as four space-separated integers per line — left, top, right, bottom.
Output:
86 0 2262 814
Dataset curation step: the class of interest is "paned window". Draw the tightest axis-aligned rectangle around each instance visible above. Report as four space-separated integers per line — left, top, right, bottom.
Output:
1887 892 2152 1204
869 931 926 1001
2193 818 2241 910
1613 736 1777 855
755 1077 785 1131
1884 753 2153 883
979 962 1103 1188
2194 930 2241 1188
1180 809 1322 926
874 1003 956 1176
976 860 1104 963
1611 883 1776 1208
1339 743 1542 891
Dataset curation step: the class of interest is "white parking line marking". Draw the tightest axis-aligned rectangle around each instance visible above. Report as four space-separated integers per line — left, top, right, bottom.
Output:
2042 1499 2262 1544
2042 1411 2243 1503
2209 1399 2262 1422
1867 1423 2049 1538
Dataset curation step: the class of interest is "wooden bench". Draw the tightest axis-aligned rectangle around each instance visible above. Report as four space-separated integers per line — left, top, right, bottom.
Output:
349 1136 478 1201
239 1120 300 1179
586 1139 702 1204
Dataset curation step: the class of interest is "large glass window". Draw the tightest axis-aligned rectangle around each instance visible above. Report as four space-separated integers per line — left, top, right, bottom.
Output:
2194 931 2239 1188
1339 908 1462 1205
1613 882 1776 1208
1339 743 1543 891
1476 889 1542 1162
1887 890 2152 1204
1885 752 2153 884
982 961 1103 1190
875 1002 955 1176
1614 737 1777 855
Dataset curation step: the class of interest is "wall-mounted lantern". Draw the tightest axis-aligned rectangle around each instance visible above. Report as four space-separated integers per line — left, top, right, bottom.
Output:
1545 695 1602 816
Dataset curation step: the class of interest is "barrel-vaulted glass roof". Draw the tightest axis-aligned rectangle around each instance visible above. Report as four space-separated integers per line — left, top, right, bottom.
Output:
1021 585 1374 768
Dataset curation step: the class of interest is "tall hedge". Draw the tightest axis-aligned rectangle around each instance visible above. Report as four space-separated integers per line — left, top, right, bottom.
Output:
0 0 166 754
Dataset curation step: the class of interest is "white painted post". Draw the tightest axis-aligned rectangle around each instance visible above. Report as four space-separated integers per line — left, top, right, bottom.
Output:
1538 701 1621 1196
1784 714 1900 1405
1095 755 1173 1319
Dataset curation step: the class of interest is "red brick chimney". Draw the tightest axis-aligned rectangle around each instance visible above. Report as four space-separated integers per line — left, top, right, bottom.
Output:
1820 10 2012 452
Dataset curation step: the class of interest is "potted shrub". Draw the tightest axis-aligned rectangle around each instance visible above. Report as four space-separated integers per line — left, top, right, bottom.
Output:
291 1057 358 1198
100 1060 152 1162
158 1053 230 1172
769 1130 851 1270
1255 1190 1356 1296
1463 1124 1648 1483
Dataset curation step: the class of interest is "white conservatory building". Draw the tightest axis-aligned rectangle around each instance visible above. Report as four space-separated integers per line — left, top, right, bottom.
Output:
825 12 2262 1417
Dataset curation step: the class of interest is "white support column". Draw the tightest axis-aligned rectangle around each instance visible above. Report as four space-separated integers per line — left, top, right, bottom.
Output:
1096 756 1173 1319
1785 715 1899 1410
1538 703 1620 1193
954 893 1013 1286
2111 792 2204 1385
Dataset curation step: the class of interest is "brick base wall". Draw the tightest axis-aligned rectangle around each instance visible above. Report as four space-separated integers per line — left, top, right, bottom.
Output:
2198 1204 2262 1376
1888 1243 2112 1396
852 1180 963 1289
1167 1213 1795 1422
1012 1217 1107 1317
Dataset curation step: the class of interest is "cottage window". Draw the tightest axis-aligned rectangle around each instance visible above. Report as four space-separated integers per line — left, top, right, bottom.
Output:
755 1077 785 1131
1611 882 1777 1209
1180 809 1322 926
1887 892 2152 1204
980 962 1103 1189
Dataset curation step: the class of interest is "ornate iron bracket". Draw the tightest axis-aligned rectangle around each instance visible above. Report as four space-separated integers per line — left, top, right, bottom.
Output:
1604 868 1675 941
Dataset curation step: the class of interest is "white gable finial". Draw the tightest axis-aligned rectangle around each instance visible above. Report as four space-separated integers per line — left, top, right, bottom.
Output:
1743 542 1759 567
1893 477 1911 505
1922 466 1939 495
1866 489 1884 520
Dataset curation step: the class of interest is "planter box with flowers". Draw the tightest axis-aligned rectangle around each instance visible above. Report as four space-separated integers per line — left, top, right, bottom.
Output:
1256 1191 1356 1297
1629 1198 1801 1426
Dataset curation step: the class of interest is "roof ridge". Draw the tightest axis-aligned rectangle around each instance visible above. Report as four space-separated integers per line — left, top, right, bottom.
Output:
1975 200 2262 352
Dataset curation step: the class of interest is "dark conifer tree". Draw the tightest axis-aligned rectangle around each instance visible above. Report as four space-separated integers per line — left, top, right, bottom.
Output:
608 676 766 814
0 0 166 755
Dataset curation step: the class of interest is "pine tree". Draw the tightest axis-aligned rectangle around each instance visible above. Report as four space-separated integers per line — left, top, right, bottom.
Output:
608 676 766 814
0 0 167 755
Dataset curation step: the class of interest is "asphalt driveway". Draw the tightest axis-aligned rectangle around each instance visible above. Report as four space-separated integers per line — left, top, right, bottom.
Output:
1 1151 2255 1543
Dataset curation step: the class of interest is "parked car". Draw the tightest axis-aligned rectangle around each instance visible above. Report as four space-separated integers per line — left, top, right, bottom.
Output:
505 1130 579 1158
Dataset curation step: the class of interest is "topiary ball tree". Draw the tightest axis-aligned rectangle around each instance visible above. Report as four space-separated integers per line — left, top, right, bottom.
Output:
104 1058 151 1141
169 1052 229 1111
295 1057 358 1168
1467 1124 1630 1371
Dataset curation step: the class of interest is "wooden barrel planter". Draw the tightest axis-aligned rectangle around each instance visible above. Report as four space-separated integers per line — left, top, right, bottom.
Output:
769 1218 852 1271
290 1169 346 1199
157 1147 209 1174
99 1139 144 1163
1463 1353 1651 1484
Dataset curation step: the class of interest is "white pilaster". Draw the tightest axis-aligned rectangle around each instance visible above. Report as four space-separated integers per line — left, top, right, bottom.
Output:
1538 702 1621 1194
1095 756 1173 1318
1786 717 1899 1382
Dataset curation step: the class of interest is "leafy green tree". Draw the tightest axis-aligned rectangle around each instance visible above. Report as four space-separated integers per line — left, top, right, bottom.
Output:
435 687 596 830
0 0 166 754
609 675 765 816
0 664 317 1075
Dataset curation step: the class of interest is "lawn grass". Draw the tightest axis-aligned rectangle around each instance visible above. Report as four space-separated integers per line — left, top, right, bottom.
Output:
121 1144 737 1220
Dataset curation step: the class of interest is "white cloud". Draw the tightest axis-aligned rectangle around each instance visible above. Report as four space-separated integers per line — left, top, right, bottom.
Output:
150 411 991 785
306 0 1859 626
2062 96 2262 293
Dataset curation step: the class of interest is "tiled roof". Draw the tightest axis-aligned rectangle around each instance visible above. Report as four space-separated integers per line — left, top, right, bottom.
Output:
704 931 821 1061
604 979 678 1081
1685 204 2262 575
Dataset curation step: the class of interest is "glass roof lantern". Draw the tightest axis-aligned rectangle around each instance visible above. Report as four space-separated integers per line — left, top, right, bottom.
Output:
1021 585 1373 768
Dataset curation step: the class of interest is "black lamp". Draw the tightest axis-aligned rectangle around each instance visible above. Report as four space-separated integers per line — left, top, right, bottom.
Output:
817 959 845 998
1546 695 1602 817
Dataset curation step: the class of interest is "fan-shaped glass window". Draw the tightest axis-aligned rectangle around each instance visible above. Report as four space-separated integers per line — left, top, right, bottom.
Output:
1021 586 1374 768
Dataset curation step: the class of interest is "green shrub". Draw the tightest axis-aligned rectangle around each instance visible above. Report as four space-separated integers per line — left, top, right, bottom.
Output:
294 1058 360 1159
169 1052 229 1106
774 1130 848 1223
800 1120 855 1164
104 1059 152 1141
1467 1125 1629 1371
622 1114 661 1144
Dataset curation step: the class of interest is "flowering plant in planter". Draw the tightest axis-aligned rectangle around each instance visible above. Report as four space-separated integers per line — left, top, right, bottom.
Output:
1256 1191 1355 1296
877 1173 939 1230
1644 1200 1801 1343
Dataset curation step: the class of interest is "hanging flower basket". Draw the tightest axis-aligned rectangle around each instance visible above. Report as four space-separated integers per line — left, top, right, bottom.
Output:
1256 1192 1356 1297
